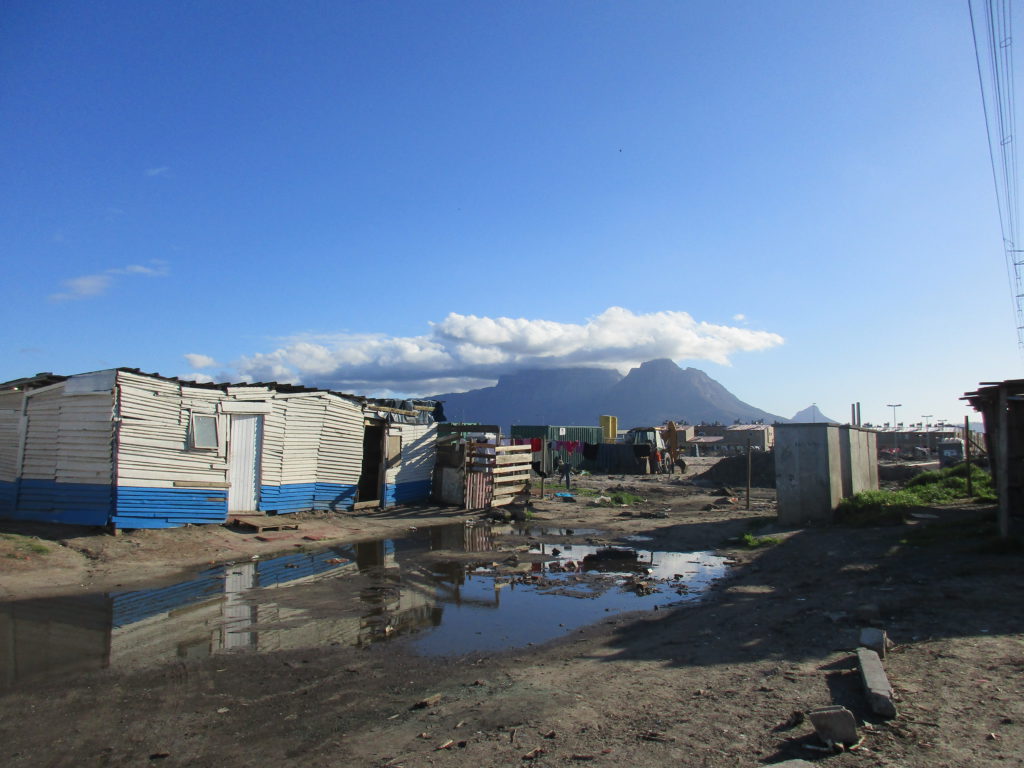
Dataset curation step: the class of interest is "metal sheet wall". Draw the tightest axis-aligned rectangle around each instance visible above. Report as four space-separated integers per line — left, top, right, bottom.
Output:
508 425 604 469
4 379 114 526
383 423 437 506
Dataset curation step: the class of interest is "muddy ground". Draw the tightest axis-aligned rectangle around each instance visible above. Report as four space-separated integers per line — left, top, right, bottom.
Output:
1 459 1022 767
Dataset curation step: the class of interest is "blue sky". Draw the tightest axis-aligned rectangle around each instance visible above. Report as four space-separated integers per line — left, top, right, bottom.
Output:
1 1 1018 426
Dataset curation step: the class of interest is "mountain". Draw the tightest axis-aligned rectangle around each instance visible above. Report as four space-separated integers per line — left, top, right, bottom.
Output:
434 358 783 430
790 404 839 424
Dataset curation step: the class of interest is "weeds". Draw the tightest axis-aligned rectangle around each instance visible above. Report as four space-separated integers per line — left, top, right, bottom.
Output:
592 490 645 506
0 532 51 557
838 464 996 526
837 490 919 525
741 532 780 548
607 491 645 506
905 463 996 502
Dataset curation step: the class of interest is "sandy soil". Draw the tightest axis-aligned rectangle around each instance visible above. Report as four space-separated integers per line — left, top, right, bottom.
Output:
1 462 1022 767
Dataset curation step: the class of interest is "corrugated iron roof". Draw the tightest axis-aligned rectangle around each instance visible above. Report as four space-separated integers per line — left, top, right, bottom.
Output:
0 366 373 402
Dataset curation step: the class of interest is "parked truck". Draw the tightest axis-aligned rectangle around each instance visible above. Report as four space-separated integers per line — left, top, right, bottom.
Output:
938 438 965 468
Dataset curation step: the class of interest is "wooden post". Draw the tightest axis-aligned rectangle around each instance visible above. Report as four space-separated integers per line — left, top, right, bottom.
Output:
746 438 752 510
964 415 973 498
998 387 1010 540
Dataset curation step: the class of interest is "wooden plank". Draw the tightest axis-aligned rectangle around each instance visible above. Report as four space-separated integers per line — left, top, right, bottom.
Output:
495 444 533 453
227 514 300 533
494 463 531 472
495 454 532 466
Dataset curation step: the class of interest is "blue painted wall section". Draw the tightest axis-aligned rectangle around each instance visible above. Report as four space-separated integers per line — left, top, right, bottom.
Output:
111 564 226 627
259 483 315 515
256 547 355 586
260 482 357 514
1 479 112 526
111 549 357 627
0 480 17 517
113 486 228 529
383 479 432 507
313 482 357 512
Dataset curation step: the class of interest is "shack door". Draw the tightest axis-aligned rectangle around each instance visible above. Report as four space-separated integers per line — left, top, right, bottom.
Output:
228 414 263 512
356 422 385 508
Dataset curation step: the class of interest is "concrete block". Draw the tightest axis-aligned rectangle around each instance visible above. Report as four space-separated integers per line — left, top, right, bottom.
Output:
859 627 888 658
808 705 858 746
857 647 897 718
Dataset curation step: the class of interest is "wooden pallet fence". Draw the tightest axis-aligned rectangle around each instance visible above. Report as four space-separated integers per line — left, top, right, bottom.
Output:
464 442 532 509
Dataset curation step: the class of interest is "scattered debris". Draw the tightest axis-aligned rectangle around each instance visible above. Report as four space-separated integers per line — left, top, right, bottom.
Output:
857 648 898 718
228 515 300 533
412 694 442 709
639 730 674 742
808 705 859 747
859 627 890 658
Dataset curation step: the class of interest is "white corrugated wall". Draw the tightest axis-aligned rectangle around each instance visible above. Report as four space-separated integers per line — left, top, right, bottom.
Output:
384 422 437 505
7 374 115 525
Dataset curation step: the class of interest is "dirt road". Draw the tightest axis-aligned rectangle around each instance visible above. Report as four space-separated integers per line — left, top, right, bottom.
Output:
1 469 1021 767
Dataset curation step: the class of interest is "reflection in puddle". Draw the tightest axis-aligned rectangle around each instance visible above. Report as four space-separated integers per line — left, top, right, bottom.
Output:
0 521 726 689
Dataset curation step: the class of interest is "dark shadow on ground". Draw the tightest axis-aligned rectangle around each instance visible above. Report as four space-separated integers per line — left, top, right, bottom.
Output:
593 504 1024 670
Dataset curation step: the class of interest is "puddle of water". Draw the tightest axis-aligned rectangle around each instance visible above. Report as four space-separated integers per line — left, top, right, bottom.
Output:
511 526 603 537
0 521 726 689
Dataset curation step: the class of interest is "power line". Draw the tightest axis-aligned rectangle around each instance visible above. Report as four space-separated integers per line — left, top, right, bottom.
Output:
970 0 1024 347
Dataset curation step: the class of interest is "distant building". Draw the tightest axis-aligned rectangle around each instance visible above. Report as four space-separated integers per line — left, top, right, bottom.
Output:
685 423 773 454
870 424 982 455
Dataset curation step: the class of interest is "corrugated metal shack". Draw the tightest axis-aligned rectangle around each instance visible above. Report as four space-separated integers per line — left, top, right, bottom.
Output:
358 398 442 509
0 369 443 529
508 425 604 472
963 379 1022 539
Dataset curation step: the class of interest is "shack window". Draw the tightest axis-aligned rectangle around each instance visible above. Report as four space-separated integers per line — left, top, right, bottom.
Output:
191 414 219 449
386 435 402 467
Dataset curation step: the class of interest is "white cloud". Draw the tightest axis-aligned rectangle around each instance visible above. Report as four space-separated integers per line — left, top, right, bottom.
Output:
145 166 169 177
178 372 215 384
733 313 746 322
227 307 784 397
109 260 170 277
184 353 218 369
49 260 170 302
49 274 112 302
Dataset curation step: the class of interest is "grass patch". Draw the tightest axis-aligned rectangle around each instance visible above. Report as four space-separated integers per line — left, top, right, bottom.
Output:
0 532 51 556
741 532 780 548
905 463 997 502
838 464 997 525
608 491 645 506
837 490 919 525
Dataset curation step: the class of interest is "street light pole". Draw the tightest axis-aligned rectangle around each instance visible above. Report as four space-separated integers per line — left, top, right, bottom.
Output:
887 403 902 455
921 414 933 454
